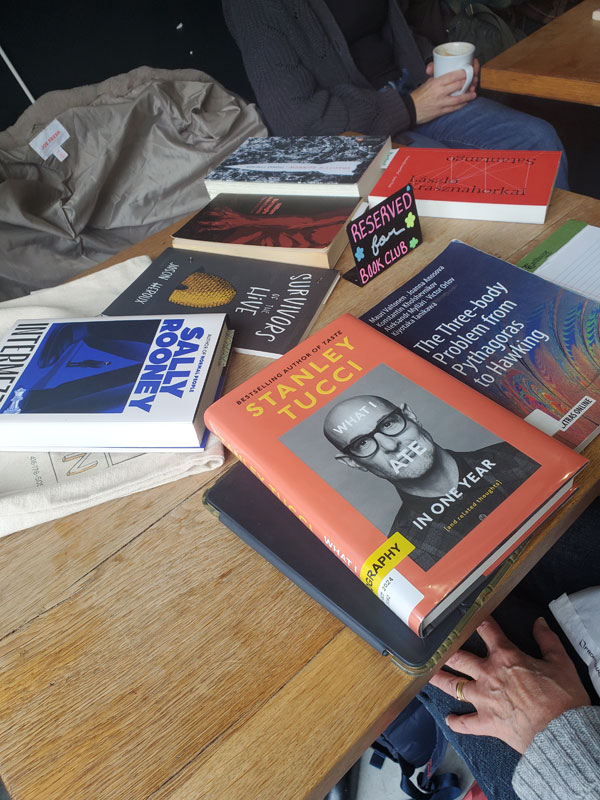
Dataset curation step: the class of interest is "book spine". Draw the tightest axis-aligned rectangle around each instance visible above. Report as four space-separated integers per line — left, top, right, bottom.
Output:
0 320 50 413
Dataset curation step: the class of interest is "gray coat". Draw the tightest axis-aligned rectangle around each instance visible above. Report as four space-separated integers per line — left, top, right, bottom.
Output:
0 66 266 300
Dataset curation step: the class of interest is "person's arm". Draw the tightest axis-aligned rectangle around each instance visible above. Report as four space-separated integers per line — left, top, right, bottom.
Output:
513 706 600 800
429 617 599 800
222 0 414 137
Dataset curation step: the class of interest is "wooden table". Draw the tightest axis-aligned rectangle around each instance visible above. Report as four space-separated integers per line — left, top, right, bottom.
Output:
0 189 599 800
481 0 600 105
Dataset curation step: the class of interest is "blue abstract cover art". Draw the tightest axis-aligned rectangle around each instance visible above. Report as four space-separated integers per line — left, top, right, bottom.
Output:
0 319 160 414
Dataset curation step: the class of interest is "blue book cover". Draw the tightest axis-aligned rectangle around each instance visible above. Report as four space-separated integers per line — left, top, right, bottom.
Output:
362 240 600 451
0 314 231 452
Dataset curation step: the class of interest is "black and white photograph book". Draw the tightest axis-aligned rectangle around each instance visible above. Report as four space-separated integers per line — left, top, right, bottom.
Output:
204 135 392 197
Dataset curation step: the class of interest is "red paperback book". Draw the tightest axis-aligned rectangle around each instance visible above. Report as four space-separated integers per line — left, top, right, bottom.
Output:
205 314 586 636
369 148 562 223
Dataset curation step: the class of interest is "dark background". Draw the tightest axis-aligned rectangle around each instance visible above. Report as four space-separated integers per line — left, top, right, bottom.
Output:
1 0 598 198
0 0 255 131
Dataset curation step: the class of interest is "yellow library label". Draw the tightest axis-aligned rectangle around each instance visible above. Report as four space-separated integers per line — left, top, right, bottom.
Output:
360 532 415 593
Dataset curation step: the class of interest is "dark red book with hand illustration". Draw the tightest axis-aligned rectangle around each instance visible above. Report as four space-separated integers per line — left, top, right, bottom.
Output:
172 193 360 269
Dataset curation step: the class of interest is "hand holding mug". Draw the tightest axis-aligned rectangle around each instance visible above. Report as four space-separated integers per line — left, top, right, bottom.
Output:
410 64 477 125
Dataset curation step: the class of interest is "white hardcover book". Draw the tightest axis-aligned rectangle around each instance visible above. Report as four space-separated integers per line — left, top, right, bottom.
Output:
0 314 232 452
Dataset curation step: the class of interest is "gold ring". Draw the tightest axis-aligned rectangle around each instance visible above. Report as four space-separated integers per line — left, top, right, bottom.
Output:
455 678 469 703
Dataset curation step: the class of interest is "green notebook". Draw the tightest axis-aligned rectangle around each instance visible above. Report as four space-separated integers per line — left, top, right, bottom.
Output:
517 219 587 273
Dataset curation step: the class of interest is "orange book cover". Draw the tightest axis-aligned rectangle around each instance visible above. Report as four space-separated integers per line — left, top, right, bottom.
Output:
205 314 587 636
369 149 562 224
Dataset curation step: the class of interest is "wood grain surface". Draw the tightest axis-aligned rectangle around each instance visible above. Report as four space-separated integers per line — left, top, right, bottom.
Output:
0 188 599 800
481 0 600 105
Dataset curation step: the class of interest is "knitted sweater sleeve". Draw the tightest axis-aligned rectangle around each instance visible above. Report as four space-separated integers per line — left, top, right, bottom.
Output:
512 706 600 800
222 0 414 138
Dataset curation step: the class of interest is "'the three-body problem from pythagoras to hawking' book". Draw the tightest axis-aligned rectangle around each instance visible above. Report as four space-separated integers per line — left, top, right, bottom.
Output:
205 313 586 636
362 240 600 452
0 314 232 452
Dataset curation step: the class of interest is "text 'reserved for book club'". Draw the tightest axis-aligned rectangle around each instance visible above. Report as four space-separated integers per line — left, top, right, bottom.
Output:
343 185 422 286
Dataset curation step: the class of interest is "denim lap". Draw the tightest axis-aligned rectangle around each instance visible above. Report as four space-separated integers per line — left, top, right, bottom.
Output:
418 683 521 800
411 96 569 190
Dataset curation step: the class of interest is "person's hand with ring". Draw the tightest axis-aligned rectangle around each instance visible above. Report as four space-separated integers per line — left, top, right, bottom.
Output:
428 616 591 753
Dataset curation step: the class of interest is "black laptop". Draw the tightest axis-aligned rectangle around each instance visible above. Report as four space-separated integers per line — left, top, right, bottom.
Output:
203 462 509 673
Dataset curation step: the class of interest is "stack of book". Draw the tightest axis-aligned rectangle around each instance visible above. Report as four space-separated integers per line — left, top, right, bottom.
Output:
204 310 588 646
0 135 392 451
103 135 393 361
200 240 597 667
1 132 596 673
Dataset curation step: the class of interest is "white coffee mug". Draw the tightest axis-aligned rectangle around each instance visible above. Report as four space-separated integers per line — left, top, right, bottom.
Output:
433 41 475 96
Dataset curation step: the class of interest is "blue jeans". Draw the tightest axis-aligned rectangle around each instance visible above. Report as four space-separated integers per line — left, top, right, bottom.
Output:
418 497 600 800
411 96 570 190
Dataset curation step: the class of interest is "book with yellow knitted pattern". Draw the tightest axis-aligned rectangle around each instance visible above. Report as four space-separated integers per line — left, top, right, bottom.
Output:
103 248 339 358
